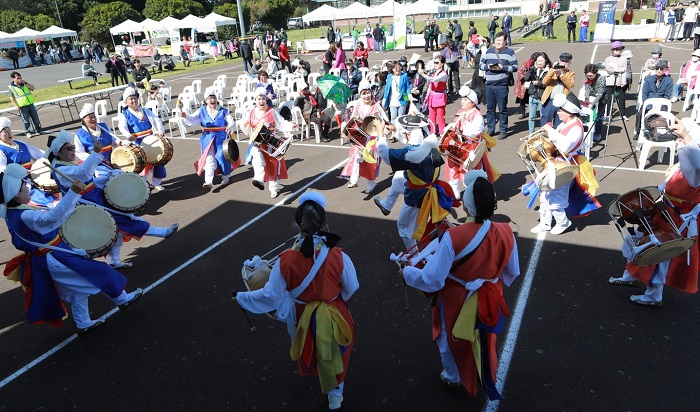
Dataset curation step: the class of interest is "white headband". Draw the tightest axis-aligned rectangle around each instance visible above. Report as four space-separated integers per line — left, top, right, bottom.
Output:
462 169 488 216
0 163 27 218
46 130 75 157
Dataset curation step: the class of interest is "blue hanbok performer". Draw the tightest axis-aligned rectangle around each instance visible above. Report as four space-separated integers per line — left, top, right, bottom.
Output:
376 125 459 249
74 103 124 170
1 164 143 335
48 131 178 268
0 116 58 207
117 87 168 192
184 87 241 190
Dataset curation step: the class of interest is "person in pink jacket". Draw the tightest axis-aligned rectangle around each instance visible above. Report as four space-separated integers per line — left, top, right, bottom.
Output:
671 49 700 102
332 42 347 78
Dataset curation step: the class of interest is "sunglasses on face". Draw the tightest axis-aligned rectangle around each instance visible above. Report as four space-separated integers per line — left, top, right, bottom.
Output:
612 48 622 51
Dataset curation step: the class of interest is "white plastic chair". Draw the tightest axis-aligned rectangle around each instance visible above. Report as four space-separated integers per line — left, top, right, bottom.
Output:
191 79 203 105
329 68 341 77
275 70 288 84
234 100 255 141
216 74 227 89
94 100 109 125
307 72 321 87
295 41 307 54
286 91 299 102
637 98 676 169
358 67 370 80
290 106 308 140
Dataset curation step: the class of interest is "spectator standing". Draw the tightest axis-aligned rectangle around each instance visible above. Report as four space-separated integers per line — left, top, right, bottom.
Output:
152 49 163 73
603 41 630 122
540 52 575 128
115 55 128 85
383 61 410 121
675 3 685 40
487 15 499 44
545 11 555 38
442 40 461 94
8 49 19 70
582 63 607 142
471 36 490 103
8 72 44 137
327 25 336 45
131 59 152 104
279 40 292 72
105 54 120 86
254 36 263 59
502 12 513 46
566 11 578 43
683 2 698 41
373 24 384 53
333 42 347 78
240 39 254 73
418 55 448 134
323 43 336 73
423 22 433 52
278 28 288 43
515 53 537 120
351 26 360 49
431 22 440 51
622 6 634 25
353 42 369 68
209 38 220 63
579 10 590 42
466 21 478 66
479 32 518 140
665 5 678 42
523 52 552 133
453 20 463 46
267 41 280 70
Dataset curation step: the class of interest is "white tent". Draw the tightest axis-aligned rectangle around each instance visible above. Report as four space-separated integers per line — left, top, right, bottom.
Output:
174 14 207 30
403 0 449 15
12 27 42 41
303 5 340 23
158 16 182 30
0 32 25 42
368 0 408 17
110 19 144 35
39 25 78 39
336 2 372 20
203 12 237 27
141 18 162 31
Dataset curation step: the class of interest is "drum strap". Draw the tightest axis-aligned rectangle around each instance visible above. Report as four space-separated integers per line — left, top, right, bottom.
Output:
203 127 226 132
14 232 89 258
277 245 330 340
446 220 492 302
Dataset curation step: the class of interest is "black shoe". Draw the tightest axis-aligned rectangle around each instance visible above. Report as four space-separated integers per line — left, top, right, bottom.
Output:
321 137 331 143
77 320 105 336
118 288 143 311
498 134 507 140
373 196 391 216
252 180 264 190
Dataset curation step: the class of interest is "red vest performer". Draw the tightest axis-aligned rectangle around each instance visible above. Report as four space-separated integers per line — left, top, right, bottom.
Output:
609 121 700 306
235 191 359 410
402 170 520 399
243 87 292 198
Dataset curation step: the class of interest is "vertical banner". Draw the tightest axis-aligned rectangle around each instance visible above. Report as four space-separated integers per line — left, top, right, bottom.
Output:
593 1 618 42
393 14 407 50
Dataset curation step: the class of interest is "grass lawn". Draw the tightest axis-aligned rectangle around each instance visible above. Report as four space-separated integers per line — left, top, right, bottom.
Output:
282 9 659 45
0 55 246 110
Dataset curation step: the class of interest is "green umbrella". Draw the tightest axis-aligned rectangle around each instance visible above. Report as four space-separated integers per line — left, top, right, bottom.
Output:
316 73 352 105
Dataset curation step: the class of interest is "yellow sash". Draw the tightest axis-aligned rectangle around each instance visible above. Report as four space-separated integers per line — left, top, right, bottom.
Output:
408 168 450 240
290 301 352 393
574 155 599 197
452 293 483 382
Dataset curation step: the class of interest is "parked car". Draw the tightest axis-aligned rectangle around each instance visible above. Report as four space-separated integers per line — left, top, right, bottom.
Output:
287 17 303 29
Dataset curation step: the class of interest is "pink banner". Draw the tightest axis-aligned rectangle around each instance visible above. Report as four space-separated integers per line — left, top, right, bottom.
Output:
132 44 155 57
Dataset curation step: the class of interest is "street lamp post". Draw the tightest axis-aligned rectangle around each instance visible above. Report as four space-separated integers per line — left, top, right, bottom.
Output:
54 0 64 27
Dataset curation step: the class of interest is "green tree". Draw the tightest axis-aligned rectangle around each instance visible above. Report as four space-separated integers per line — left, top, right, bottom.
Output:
31 14 60 31
247 0 295 29
142 0 206 20
213 2 249 38
0 10 32 33
79 1 142 49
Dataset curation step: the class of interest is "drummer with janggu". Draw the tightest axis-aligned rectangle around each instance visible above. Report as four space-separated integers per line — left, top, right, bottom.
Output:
74 103 123 171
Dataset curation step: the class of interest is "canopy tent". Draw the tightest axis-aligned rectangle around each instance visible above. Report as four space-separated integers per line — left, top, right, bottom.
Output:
39 25 78 39
158 16 182 30
0 33 25 42
110 19 144 35
336 2 372 20
174 14 207 30
12 27 42 41
203 12 237 28
303 5 340 23
368 0 408 17
141 18 162 31
403 0 449 15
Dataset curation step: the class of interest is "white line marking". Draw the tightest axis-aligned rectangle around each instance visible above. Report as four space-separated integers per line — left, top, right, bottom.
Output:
483 231 547 412
591 44 600 64
0 158 349 390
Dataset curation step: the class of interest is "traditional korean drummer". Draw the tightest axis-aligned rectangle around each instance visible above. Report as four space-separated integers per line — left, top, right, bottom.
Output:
74 103 124 170
182 87 241 190
529 93 600 235
47 130 179 268
117 87 168 192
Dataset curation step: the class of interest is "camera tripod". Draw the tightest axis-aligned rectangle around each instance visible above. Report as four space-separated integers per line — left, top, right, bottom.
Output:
600 72 638 175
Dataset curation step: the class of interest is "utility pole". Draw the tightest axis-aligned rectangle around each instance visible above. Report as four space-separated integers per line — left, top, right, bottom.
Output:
54 0 64 27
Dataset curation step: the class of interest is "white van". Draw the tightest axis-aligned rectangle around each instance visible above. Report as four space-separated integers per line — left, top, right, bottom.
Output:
287 17 303 29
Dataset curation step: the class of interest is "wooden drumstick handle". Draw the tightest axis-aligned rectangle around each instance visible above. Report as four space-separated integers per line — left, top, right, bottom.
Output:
43 161 75 184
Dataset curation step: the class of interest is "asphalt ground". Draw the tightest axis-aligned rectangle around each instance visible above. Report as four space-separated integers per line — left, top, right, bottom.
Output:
1 41 699 411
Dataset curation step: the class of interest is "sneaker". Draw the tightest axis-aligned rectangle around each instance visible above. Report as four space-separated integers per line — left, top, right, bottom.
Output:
440 370 462 388
118 288 143 311
221 176 230 185
373 196 391 216
271 191 279 198
25 132 32 138
202 183 213 191
152 185 165 193
550 220 572 235
622 115 630 121
362 187 375 194
630 294 663 307
165 223 179 238
671 96 679 103
252 180 264 190
593 133 602 142
498 134 507 140
530 224 551 234
108 261 133 269
77 320 105 336
347 182 358 188
328 395 343 410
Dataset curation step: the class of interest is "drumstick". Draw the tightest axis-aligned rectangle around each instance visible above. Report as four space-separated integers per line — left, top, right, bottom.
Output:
42 161 76 184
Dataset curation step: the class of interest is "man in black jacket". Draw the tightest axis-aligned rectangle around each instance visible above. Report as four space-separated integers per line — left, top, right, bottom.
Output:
131 59 152 104
373 23 384 52
452 20 463 46
240 39 254 73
